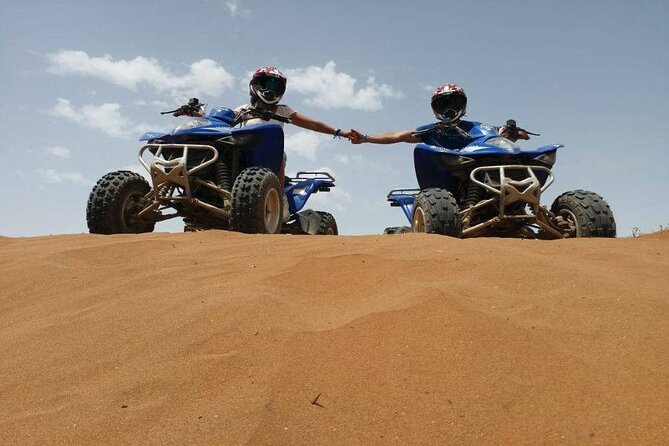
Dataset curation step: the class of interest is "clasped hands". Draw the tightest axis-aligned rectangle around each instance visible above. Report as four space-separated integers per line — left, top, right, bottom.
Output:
337 129 367 144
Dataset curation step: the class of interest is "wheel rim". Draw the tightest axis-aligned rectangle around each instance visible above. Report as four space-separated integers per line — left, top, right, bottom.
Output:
412 207 426 233
559 209 579 237
264 188 281 233
121 192 146 232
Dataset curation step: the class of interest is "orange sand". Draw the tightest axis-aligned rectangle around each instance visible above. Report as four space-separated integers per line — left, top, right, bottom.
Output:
1 232 668 445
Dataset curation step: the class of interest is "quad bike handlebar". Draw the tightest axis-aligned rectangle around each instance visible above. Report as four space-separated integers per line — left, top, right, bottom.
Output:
411 122 471 139
161 98 206 117
499 119 540 141
232 107 292 127
411 119 540 142
160 99 292 126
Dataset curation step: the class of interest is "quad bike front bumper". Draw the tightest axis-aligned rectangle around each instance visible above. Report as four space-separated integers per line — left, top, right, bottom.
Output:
462 165 563 238
136 143 231 221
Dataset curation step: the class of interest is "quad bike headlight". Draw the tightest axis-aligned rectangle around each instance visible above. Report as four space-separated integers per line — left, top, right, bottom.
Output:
441 155 475 167
217 133 259 146
534 151 557 167
231 133 257 145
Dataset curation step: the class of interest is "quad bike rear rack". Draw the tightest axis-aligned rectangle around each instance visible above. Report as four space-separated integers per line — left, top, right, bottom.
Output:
287 171 336 192
293 171 335 181
387 189 420 221
137 143 232 220
387 189 421 201
461 165 563 238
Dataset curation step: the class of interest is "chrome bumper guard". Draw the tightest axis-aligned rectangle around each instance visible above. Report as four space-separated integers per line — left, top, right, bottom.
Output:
137 143 231 220
460 165 562 238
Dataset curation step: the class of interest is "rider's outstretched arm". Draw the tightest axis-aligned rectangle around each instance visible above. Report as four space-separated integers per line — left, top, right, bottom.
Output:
350 129 419 145
290 112 352 139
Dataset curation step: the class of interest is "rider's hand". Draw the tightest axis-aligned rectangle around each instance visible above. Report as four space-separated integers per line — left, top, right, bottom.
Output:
348 129 366 144
338 129 353 140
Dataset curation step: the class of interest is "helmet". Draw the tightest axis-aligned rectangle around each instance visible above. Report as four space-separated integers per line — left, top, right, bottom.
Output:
431 84 467 123
249 66 287 105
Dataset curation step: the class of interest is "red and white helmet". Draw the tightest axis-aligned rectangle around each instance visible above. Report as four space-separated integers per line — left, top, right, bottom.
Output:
249 66 287 105
431 84 467 123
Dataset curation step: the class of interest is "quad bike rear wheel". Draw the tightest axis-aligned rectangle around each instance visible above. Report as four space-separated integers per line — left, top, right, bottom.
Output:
230 167 282 234
550 190 616 238
383 226 412 235
411 188 462 236
86 171 155 234
315 211 338 235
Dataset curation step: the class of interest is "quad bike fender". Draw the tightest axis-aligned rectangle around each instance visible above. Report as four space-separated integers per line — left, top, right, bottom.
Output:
284 172 335 214
387 189 419 223
295 209 323 235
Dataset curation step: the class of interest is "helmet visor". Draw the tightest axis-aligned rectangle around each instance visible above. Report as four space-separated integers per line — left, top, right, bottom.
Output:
432 94 466 121
255 76 286 100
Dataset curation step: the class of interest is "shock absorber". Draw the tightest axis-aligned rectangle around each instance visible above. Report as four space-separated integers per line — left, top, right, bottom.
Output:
464 183 483 208
215 159 232 191
462 183 483 229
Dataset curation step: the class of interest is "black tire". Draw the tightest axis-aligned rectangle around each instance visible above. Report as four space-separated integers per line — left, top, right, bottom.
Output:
183 219 200 232
411 188 461 236
383 226 411 235
315 212 338 235
550 190 616 238
86 171 155 234
230 167 282 234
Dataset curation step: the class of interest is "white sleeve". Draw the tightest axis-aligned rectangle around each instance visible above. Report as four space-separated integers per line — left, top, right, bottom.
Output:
278 104 296 118
234 104 249 116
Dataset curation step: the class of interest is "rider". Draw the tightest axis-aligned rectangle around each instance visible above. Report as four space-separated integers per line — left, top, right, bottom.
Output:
235 66 353 220
349 84 529 147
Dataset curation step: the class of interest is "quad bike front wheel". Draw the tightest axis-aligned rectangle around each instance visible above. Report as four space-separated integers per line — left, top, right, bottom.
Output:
550 190 616 238
86 171 155 234
230 167 283 234
411 188 462 236
315 211 338 235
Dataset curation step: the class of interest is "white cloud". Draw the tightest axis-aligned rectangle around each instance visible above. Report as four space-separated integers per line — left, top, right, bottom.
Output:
285 61 402 111
45 146 71 159
134 99 169 108
224 0 239 15
46 50 235 100
294 165 352 212
222 0 252 17
334 153 363 165
284 130 328 161
308 183 353 212
36 168 92 186
50 98 152 139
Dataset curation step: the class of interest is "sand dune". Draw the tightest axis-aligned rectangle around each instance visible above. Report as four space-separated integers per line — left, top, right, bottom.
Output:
1 232 668 445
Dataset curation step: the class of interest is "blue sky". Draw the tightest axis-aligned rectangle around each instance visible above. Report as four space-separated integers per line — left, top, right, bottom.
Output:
1 0 667 236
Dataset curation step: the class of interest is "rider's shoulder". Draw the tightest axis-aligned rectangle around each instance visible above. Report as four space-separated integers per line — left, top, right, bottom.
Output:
276 103 296 117
234 103 252 114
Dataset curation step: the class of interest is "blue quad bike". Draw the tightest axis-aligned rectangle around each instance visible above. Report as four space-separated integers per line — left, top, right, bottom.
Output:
86 99 338 235
385 120 616 239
